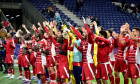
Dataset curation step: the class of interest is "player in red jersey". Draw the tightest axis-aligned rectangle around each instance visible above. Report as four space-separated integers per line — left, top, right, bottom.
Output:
94 30 113 84
125 23 140 84
43 21 56 84
113 25 130 84
106 29 115 84
33 30 49 84
49 26 69 84
21 47 31 84
68 17 95 84
0 33 15 78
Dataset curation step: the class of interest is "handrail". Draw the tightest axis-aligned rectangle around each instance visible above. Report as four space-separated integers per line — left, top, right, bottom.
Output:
0 9 13 29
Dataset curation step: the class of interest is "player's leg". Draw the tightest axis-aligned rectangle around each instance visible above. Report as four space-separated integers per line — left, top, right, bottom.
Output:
31 65 36 80
9 63 15 78
40 74 46 84
5 63 11 77
108 64 114 84
96 78 101 84
77 66 82 84
17 64 23 79
25 67 31 84
102 80 108 84
114 60 120 84
73 66 79 84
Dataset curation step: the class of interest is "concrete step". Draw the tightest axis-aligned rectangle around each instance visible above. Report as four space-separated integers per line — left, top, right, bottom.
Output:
51 2 84 26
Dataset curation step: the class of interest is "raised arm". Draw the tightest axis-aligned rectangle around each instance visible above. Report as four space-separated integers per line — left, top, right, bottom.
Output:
68 22 83 40
53 21 59 36
22 24 31 34
83 17 91 33
95 36 110 45
126 23 139 42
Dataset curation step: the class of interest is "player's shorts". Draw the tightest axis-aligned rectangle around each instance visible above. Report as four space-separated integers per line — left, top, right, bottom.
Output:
22 55 30 68
5 54 14 64
30 53 36 66
82 63 95 81
57 62 69 79
46 56 55 67
35 63 45 74
114 59 128 73
127 63 140 79
95 62 113 80
110 61 115 67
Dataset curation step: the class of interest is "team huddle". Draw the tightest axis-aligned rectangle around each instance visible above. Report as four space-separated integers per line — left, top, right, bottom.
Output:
0 17 140 84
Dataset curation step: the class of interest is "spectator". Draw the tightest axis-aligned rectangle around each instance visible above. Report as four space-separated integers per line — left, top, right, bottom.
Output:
0 20 3 30
0 36 7 73
0 26 7 40
91 16 94 22
76 0 80 11
85 16 91 26
58 0 64 5
55 11 61 23
48 8 55 21
94 18 100 26
4 20 8 28
122 0 126 9
42 7 47 14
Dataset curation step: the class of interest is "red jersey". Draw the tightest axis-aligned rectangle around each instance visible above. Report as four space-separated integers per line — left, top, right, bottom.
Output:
127 37 140 64
35 39 48 64
44 37 56 57
108 37 115 61
115 35 130 61
72 24 94 64
2 38 15 57
95 37 111 63
50 36 68 63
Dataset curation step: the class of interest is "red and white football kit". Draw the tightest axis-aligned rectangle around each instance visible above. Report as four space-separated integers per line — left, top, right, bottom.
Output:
95 37 112 80
127 37 140 79
108 37 115 67
72 24 95 81
44 27 56 67
22 54 30 68
114 36 130 73
35 39 48 74
30 37 37 66
2 38 15 64
50 36 69 79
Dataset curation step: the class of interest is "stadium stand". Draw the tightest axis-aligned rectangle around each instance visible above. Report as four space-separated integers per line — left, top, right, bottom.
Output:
63 0 140 33
29 0 78 27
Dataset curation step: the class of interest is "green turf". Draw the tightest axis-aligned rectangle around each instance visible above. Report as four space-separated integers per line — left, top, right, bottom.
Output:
0 66 140 84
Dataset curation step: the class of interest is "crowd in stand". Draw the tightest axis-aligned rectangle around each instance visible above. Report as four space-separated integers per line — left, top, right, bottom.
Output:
0 15 139 84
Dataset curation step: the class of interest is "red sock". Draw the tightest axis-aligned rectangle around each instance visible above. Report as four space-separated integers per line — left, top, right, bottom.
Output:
124 78 129 84
33 67 36 76
12 70 15 75
115 77 120 84
58 82 62 84
19 71 22 76
109 75 114 84
49 73 52 80
24 70 28 79
51 71 56 80
44 72 47 82
8 70 11 74
41 75 45 84
27 70 31 80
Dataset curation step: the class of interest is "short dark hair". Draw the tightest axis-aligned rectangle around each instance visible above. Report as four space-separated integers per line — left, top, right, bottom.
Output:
10 33 14 37
107 29 113 36
132 27 140 33
99 30 107 38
